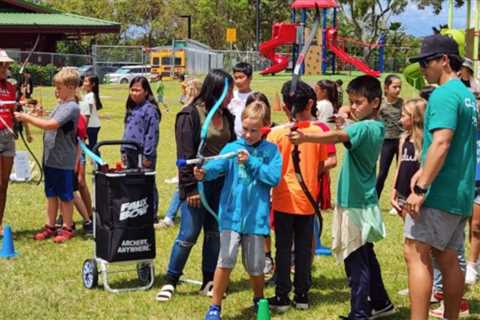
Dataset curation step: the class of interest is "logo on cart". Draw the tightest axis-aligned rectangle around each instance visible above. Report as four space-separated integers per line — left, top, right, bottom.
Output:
119 198 149 221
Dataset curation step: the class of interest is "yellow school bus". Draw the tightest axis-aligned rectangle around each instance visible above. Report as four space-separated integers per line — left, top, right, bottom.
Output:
150 49 186 79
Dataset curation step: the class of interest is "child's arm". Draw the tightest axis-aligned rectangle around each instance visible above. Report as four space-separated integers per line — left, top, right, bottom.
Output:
200 146 232 181
14 112 60 130
243 146 282 187
390 136 405 214
289 128 349 145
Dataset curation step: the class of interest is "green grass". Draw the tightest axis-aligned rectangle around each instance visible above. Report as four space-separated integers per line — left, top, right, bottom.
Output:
1 73 479 320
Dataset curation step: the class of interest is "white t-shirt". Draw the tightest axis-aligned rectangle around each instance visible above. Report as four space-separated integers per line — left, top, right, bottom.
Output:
85 92 100 128
227 90 252 137
316 99 334 124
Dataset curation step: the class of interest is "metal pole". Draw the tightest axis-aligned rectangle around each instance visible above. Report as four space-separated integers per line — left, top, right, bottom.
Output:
467 0 472 29
180 15 192 39
448 0 454 29
474 0 480 75
301 9 307 75
291 8 297 76
331 8 337 74
321 9 328 74
255 0 260 50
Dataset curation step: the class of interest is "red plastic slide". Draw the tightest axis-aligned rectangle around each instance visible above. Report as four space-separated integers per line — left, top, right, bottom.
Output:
328 44 381 77
326 28 380 77
259 23 297 75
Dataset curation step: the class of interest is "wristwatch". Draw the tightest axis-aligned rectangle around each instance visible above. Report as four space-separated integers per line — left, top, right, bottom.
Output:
413 184 428 196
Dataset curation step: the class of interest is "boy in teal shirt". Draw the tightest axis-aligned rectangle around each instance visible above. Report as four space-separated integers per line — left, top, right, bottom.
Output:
289 75 395 319
155 74 169 111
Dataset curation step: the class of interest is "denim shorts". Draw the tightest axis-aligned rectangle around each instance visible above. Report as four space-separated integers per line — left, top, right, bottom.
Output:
44 166 74 201
0 130 15 157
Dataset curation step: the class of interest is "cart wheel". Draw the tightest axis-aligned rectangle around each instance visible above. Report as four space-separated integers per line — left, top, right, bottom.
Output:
82 259 98 289
137 262 154 285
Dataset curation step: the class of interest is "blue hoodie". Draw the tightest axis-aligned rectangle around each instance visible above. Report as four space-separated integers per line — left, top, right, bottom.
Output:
203 138 282 235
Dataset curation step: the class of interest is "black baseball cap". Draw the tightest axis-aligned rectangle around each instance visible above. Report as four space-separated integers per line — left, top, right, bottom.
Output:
409 34 459 63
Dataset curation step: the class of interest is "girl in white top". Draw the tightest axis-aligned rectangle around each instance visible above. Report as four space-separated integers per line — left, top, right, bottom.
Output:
82 75 102 149
314 80 338 124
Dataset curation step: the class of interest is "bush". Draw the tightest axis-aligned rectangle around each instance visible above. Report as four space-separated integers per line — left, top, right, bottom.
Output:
9 63 59 86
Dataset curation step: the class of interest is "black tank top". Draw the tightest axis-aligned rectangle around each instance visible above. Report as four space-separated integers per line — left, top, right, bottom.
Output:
395 137 420 197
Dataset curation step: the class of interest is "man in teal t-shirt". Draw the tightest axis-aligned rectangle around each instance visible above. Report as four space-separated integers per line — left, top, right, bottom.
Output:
406 34 477 320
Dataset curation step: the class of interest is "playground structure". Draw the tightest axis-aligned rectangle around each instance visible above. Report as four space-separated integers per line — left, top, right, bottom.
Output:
259 0 383 77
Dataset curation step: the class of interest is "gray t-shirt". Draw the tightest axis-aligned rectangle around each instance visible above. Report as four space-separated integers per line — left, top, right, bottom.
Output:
43 100 80 170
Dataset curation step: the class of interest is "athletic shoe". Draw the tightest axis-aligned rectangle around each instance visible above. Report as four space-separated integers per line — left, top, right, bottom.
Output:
369 303 397 319
431 290 444 303
33 225 56 240
264 255 274 275
465 262 479 285
204 304 221 320
294 294 309 310
199 280 214 297
155 217 174 229
388 208 398 216
53 226 75 243
268 295 291 312
83 220 93 236
429 298 470 318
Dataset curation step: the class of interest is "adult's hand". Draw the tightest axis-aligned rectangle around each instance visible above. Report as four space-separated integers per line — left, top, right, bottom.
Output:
403 192 425 219
187 193 201 208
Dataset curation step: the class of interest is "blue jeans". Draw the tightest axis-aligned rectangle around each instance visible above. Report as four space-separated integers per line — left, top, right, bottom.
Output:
165 190 185 221
433 244 466 292
165 179 222 285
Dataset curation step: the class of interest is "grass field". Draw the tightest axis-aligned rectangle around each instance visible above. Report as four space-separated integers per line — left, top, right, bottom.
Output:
0 72 479 320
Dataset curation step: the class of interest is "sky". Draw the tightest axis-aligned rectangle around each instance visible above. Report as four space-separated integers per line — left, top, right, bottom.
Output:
392 2 469 36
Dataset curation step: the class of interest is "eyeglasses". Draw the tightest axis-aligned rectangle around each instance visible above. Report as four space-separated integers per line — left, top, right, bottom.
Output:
418 54 444 68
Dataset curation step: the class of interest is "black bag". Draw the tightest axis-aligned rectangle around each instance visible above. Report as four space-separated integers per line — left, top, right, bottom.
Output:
95 170 156 262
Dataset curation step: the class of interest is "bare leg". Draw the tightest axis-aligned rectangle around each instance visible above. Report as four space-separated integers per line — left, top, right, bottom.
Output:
433 248 464 320
249 274 264 298
60 200 74 229
469 203 480 263
0 155 14 232
77 163 92 218
404 239 433 320
47 197 59 227
73 192 90 221
211 267 232 306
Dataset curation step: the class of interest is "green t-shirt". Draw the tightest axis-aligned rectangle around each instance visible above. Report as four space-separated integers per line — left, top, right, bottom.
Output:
422 79 477 216
337 120 384 208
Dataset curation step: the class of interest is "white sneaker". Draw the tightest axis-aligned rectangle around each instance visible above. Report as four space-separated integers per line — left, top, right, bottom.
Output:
389 208 397 216
155 217 174 229
465 263 478 285
199 281 214 296
164 176 179 184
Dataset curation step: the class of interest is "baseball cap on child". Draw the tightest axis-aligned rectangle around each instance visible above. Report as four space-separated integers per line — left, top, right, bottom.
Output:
0 50 14 63
409 34 459 63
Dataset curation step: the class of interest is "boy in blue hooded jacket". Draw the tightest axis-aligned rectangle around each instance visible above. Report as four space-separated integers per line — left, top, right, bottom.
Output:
195 100 282 320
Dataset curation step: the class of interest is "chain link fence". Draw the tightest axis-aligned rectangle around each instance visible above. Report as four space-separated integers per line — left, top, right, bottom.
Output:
5 49 91 67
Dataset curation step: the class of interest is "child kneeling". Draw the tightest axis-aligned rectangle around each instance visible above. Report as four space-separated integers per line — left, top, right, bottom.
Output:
194 101 282 320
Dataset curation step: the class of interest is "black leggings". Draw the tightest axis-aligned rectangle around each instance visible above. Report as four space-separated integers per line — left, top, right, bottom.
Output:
376 138 399 198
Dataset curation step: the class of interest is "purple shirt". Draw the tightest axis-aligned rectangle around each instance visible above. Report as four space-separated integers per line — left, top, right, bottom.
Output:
122 101 160 161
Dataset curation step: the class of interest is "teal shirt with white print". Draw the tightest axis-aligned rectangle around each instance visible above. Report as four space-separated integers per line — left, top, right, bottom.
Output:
422 79 477 216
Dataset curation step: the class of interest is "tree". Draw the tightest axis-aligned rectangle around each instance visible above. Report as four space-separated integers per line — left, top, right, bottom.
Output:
337 0 408 59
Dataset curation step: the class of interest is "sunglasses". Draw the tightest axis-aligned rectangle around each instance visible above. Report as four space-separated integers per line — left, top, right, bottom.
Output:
418 54 444 68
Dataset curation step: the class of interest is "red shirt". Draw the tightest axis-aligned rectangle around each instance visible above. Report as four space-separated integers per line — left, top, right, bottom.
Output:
77 114 87 140
0 80 16 130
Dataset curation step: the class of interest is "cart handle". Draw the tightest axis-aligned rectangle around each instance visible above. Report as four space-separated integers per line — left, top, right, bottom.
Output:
92 140 143 154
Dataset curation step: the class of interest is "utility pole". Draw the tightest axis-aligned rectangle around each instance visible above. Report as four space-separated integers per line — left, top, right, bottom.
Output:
255 0 260 50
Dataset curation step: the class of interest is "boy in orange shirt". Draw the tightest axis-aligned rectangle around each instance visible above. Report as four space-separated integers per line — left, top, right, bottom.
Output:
267 80 328 311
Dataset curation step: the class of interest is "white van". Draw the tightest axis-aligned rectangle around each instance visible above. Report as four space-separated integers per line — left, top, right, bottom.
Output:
104 65 152 84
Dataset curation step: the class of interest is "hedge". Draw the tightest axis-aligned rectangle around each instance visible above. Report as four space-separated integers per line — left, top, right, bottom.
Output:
8 63 59 86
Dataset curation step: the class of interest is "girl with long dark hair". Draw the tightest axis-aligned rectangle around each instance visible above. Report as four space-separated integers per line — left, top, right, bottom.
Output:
156 69 235 302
